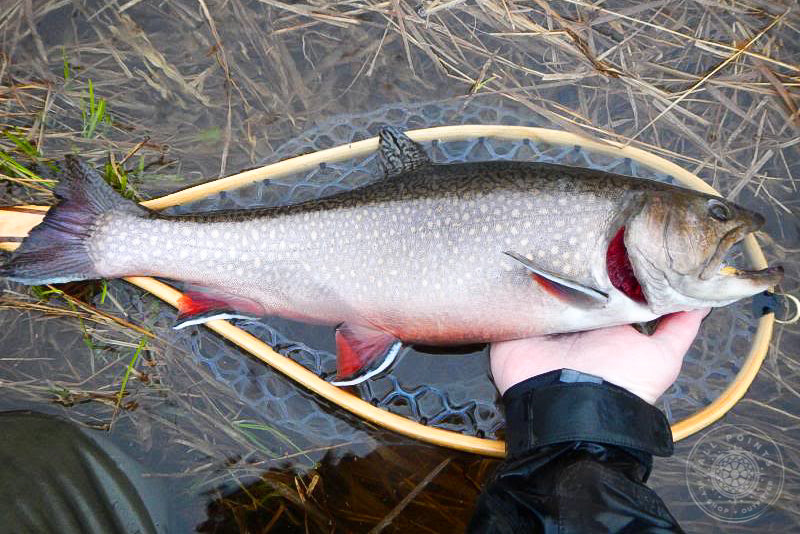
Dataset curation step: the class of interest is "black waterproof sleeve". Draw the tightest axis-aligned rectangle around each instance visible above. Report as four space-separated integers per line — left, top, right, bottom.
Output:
468 370 684 534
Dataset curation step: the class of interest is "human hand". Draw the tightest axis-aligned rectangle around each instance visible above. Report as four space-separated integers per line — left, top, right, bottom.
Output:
490 309 709 404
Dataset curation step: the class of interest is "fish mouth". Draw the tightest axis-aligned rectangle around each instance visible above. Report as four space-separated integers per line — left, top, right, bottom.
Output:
699 225 745 280
716 264 784 285
703 223 783 287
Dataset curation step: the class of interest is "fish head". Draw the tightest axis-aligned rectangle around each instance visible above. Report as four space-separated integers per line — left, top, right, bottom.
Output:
624 190 783 314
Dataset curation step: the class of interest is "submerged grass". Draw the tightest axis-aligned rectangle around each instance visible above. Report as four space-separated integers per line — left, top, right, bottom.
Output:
34 285 97 356
3 129 41 161
0 0 797 532
103 160 140 201
0 150 41 180
82 80 111 139
234 419 317 466
0 146 54 192
113 336 148 422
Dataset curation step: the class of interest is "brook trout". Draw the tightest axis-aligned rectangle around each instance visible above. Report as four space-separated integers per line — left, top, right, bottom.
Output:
1 128 783 385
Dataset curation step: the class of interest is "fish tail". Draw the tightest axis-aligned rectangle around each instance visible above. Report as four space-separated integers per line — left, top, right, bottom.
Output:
0 155 145 285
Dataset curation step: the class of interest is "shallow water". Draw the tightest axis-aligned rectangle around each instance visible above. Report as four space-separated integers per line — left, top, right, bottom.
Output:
1 1 798 532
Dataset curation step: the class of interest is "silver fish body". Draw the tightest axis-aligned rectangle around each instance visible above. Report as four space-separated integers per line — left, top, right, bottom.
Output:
2 128 783 381
92 161 654 342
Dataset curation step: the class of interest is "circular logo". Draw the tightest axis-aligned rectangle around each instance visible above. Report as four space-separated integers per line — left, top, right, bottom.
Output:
687 424 784 522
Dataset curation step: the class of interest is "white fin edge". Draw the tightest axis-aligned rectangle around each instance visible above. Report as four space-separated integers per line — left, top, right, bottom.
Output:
330 341 403 387
173 313 257 330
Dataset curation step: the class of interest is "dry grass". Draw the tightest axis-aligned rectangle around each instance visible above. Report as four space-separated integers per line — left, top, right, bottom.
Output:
0 0 798 531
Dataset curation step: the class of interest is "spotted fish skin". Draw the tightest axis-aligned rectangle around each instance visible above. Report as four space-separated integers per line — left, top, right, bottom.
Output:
88 160 657 343
2 134 781 358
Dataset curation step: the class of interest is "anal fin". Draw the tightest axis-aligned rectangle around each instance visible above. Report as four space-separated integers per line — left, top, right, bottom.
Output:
331 323 403 386
174 289 266 329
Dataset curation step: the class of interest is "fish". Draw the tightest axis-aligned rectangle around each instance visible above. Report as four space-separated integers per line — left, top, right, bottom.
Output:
0 127 784 385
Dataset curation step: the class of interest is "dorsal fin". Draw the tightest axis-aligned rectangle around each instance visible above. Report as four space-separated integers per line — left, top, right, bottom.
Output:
378 126 431 177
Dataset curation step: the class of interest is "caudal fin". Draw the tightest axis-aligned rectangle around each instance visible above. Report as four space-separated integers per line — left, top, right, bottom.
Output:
0 155 145 285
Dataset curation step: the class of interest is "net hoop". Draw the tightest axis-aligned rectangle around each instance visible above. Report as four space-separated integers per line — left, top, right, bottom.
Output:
0 125 775 457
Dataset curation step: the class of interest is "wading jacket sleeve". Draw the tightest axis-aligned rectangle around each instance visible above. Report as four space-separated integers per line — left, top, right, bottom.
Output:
468 370 684 534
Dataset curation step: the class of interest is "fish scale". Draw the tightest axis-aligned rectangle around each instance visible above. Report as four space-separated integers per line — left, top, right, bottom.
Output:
91 162 623 337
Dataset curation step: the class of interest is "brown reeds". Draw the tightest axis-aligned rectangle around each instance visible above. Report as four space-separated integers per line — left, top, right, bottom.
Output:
1 1 798 532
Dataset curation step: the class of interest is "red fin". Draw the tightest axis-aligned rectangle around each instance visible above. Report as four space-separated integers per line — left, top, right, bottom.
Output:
529 272 603 307
175 289 265 329
333 323 401 385
503 251 606 308
606 226 646 303
532 273 567 299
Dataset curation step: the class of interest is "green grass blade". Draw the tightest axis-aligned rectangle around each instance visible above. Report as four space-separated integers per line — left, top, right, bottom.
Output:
116 338 148 408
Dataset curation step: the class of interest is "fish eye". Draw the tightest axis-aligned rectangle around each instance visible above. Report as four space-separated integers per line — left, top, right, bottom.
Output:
707 199 732 222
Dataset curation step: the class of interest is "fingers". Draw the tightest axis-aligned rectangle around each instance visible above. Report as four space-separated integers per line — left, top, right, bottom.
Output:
651 308 709 357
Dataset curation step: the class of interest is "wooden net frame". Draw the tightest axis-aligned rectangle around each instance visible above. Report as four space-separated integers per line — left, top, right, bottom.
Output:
0 125 775 457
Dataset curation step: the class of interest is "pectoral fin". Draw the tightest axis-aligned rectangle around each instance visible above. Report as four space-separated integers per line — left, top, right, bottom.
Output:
378 126 431 177
174 289 266 329
503 250 608 306
331 322 403 386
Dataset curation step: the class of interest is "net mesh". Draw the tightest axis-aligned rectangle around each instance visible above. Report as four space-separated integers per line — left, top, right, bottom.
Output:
163 99 758 441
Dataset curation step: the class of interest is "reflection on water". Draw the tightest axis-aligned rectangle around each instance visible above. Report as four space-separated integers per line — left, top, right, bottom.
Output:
196 444 496 533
